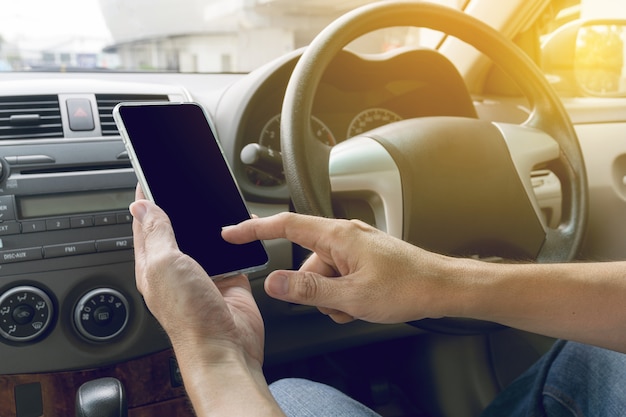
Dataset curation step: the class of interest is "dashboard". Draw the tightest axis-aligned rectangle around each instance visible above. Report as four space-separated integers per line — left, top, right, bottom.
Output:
0 46 501 375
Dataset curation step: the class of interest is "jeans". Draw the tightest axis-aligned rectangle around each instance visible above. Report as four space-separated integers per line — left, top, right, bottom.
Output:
481 340 626 416
269 341 626 417
270 378 382 417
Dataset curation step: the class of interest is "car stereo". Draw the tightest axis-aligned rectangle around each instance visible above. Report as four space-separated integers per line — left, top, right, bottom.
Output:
0 141 137 277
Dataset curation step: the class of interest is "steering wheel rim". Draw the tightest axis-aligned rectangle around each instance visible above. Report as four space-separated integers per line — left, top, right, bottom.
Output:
281 1 587 333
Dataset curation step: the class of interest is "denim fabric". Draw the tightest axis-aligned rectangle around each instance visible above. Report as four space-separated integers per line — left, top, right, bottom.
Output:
270 378 383 417
270 341 626 417
481 340 626 417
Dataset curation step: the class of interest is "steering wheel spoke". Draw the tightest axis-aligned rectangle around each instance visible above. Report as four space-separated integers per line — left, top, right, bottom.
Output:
494 122 561 228
329 136 404 238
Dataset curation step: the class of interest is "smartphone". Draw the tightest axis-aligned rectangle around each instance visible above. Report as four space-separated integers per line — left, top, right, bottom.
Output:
113 102 268 280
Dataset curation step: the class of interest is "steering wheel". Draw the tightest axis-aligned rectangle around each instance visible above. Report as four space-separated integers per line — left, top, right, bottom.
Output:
280 2 587 333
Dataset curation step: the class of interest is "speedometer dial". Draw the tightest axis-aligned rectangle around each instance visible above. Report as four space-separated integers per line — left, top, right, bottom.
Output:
347 108 403 138
259 114 336 151
245 114 335 187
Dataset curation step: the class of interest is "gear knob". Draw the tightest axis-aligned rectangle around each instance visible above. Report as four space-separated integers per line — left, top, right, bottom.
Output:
76 377 127 417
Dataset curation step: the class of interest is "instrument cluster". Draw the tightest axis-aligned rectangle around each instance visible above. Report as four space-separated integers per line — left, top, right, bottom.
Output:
237 48 476 191
243 107 404 187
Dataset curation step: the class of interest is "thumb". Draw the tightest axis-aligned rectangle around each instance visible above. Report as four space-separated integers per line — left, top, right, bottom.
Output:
130 199 179 262
264 270 341 308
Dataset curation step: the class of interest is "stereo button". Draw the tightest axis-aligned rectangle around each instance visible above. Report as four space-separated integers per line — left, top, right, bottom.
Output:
70 216 94 228
95 214 117 226
21 220 46 234
97 237 133 252
44 241 96 258
116 212 133 224
46 218 71 231
0 247 43 264
0 196 16 221
0 222 20 236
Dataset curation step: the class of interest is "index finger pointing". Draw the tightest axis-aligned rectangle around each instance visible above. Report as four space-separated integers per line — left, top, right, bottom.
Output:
222 212 336 252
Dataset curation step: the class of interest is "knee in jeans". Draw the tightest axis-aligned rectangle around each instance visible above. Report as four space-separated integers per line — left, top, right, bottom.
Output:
270 378 333 397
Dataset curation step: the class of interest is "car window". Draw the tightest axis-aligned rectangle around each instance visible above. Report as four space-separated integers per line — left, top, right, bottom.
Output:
0 0 464 73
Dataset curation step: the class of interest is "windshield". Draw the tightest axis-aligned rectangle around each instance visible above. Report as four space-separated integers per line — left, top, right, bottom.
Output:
0 0 463 73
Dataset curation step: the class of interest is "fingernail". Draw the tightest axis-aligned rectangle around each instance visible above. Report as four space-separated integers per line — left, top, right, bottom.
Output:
266 273 289 296
129 201 148 223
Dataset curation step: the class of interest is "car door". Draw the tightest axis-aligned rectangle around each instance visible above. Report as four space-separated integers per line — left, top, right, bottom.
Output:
540 5 626 260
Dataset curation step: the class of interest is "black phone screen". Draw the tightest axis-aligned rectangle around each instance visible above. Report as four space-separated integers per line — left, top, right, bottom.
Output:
117 102 268 278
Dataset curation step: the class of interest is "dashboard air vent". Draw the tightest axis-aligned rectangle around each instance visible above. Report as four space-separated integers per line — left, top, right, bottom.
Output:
0 95 63 140
96 94 169 136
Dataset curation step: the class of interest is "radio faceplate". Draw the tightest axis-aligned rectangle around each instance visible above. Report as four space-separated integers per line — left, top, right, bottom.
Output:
0 189 135 275
0 140 138 275
0 139 171 374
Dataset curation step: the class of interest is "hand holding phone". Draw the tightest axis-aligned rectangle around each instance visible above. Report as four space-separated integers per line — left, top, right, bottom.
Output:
113 102 268 280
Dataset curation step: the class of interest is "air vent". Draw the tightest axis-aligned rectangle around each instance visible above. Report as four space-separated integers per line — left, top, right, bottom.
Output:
96 94 169 136
0 95 63 140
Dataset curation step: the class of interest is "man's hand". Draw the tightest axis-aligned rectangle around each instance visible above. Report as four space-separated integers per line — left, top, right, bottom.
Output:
130 192 283 416
222 212 459 324
131 196 264 364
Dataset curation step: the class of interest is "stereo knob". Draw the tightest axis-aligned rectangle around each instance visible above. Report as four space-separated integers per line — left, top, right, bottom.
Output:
0 286 54 342
0 158 7 183
74 288 129 342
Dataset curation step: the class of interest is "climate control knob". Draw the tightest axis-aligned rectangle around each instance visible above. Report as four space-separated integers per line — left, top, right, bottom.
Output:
0 286 54 342
74 288 129 342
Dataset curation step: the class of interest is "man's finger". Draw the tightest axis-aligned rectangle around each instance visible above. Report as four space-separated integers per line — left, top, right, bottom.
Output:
130 199 179 259
300 253 338 277
264 269 347 310
223 212 341 252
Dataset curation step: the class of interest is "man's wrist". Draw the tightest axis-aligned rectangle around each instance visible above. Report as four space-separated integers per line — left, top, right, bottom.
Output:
172 341 283 416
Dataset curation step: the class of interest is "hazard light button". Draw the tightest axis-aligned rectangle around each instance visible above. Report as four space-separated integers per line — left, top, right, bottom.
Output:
66 98 95 131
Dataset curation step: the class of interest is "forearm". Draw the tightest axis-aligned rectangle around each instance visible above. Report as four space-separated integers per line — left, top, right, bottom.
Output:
453 259 626 352
173 342 286 417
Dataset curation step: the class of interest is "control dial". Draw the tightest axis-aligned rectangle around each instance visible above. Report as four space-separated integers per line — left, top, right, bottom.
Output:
0 157 9 183
0 286 54 342
74 288 129 342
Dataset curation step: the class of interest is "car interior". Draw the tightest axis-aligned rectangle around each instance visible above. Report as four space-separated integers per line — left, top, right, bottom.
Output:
0 0 625 416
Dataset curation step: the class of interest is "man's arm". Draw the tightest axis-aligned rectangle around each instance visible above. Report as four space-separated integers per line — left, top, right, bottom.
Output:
223 212 626 353
460 259 626 353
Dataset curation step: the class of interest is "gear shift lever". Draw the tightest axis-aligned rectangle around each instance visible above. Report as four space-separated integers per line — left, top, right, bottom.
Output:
76 377 127 417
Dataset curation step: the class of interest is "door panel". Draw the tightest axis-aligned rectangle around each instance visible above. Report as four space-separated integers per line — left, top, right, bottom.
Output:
574 113 626 260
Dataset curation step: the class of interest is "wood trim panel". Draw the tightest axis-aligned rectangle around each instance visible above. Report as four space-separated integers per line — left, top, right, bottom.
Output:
0 349 195 417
